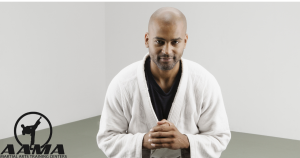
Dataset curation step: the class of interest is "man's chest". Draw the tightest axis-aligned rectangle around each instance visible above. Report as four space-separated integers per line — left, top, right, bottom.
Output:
125 89 201 133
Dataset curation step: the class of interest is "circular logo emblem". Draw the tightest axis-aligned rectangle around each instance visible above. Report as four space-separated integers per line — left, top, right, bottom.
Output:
14 112 52 148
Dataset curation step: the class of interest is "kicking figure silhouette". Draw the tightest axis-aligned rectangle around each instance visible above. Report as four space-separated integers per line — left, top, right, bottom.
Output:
21 117 42 150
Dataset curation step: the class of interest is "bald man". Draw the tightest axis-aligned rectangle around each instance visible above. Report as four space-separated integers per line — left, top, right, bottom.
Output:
97 7 231 158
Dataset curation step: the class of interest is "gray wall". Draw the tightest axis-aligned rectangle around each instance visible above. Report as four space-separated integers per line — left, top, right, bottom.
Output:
0 3 106 139
1 2 300 141
105 2 300 141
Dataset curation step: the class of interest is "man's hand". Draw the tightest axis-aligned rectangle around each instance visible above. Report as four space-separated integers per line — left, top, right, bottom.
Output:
142 121 170 149
146 119 190 150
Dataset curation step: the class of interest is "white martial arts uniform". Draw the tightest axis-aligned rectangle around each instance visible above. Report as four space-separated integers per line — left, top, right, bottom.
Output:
97 52 231 158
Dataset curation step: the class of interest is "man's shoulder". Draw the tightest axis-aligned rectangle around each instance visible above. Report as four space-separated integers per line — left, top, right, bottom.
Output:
183 58 213 78
110 60 142 85
183 58 220 90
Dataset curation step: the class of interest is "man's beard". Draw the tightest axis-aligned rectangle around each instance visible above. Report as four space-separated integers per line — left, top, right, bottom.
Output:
150 54 179 71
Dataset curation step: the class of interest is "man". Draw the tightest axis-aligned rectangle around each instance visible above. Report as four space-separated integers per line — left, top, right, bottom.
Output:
21 117 42 150
97 7 231 158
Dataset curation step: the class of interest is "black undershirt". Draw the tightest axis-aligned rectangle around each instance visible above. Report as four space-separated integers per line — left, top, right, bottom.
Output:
144 56 182 121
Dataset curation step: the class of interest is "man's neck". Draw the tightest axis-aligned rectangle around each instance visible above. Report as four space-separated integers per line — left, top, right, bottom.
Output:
150 59 180 85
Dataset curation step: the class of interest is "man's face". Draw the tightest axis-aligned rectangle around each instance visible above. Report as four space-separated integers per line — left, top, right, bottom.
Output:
145 20 188 71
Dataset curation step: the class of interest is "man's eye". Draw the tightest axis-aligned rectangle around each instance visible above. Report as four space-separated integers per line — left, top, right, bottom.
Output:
156 40 164 44
173 41 179 44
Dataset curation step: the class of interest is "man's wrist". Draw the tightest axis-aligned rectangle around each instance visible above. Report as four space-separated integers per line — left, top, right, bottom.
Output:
182 134 190 149
142 133 150 149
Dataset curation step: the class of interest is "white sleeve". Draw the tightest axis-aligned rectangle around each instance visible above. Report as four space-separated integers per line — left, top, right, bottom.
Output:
96 78 146 158
185 74 231 158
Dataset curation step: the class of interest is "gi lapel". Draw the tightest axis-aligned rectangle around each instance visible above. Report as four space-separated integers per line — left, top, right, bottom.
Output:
137 53 158 129
167 55 188 127
137 52 189 129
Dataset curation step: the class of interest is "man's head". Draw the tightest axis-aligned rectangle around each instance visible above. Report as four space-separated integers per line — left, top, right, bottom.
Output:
145 7 188 71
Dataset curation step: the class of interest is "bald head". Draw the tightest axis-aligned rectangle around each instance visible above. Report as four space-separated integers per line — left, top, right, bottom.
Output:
145 7 188 71
148 7 187 34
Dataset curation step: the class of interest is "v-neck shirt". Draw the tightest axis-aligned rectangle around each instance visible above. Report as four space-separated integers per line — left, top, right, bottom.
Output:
144 56 182 121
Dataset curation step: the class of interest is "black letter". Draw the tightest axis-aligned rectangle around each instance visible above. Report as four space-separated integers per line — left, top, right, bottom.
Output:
50 144 64 154
32 144 52 154
16 144 30 154
1 144 15 154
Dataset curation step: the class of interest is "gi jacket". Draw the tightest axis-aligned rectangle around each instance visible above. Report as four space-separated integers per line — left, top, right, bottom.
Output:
97 53 231 158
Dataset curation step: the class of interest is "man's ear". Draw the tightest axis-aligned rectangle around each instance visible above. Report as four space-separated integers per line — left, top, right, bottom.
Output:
184 33 188 49
145 32 149 48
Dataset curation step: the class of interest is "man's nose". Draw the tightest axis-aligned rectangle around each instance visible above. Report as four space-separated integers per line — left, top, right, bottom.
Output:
162 42 172 55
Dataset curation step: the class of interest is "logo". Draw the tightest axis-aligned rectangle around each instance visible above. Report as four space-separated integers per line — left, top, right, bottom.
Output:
1 112 67 158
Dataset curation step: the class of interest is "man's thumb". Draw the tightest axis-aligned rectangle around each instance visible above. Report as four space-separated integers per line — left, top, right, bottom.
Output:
157 119 168 124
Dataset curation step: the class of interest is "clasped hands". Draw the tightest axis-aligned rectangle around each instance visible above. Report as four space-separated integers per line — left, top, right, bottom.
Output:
142 119 190 150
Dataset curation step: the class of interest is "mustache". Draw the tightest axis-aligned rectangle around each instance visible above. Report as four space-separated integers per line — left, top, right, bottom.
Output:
158 54 174 58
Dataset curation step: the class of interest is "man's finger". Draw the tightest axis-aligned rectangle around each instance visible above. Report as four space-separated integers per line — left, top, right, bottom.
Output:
157 121 170 126
151 125 173 132
149 138 174 144
150 131 174 138
157 120 173 126
151 143 172 149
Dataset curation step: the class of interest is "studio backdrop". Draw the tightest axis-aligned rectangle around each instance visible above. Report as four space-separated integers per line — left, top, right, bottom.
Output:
1 2 300 142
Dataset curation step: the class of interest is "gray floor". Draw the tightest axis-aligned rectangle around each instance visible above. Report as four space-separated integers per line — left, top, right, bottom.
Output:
1 115 300 158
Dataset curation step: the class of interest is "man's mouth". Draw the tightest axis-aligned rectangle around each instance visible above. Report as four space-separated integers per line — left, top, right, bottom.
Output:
160 57 173 62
